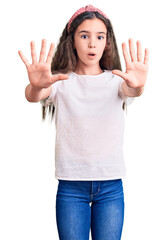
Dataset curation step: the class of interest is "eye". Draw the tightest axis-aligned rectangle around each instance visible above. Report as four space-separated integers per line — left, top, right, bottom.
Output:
81 35 88 39
98 36 104 40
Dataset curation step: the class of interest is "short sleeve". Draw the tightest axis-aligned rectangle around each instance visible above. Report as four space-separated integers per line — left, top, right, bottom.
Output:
118 77 134 105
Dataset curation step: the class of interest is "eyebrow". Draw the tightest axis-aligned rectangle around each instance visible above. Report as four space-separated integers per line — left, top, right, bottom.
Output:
78 30 107 35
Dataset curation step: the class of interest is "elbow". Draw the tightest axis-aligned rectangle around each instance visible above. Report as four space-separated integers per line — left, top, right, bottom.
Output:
25 93 38 103
136 87 144 97
25 87 39 103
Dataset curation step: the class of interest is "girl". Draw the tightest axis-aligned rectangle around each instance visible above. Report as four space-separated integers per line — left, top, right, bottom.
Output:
18 5 149 240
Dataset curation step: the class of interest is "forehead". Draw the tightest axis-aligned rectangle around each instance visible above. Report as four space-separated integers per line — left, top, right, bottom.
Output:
76 18 107 33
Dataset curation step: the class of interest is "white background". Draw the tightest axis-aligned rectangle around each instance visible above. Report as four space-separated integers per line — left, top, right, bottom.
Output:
1 0 167 239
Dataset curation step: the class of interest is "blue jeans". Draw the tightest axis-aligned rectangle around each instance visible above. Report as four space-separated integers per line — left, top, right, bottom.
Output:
56 179 124 240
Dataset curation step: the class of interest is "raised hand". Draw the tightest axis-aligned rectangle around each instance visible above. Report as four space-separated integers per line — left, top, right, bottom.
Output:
18 39 68 89
112 38 149 90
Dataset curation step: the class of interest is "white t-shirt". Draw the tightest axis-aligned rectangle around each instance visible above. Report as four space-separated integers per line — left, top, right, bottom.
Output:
41 70 133 180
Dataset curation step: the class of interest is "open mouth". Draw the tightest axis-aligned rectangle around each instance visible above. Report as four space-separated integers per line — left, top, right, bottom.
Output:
88 53 96 57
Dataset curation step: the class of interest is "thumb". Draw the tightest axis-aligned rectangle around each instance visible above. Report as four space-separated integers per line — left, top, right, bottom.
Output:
51 74 69 83
112 70 127 81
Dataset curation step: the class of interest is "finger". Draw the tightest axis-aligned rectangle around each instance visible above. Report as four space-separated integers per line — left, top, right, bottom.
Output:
46 43 55 64
30 41 37 63
39 39 47 62
18 50 30 68
129 38 137 62
144 48 149 65
112 69 128 81
137 40 142 62
51 74 69 84
122 42 131 65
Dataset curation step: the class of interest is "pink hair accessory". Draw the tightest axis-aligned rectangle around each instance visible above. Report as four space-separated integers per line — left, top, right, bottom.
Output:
67 5 109 32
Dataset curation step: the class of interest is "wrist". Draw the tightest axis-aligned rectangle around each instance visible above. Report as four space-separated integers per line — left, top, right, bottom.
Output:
122 81 144 97
29 84 43 91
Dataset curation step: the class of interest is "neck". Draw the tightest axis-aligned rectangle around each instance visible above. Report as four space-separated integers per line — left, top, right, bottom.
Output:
74 63 103 75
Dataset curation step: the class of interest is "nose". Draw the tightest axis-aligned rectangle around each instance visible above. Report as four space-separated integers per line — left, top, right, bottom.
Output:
88 43 95 48
88 37 96 48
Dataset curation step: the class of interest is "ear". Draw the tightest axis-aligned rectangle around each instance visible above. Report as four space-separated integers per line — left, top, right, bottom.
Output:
73 41 76 49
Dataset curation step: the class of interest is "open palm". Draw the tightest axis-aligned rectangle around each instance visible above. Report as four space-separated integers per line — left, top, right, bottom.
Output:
18 39 68 89
112 38 149 89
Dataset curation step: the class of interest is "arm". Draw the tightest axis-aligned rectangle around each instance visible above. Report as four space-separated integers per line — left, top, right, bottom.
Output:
25 84 52 102
121 81 144 97
112 38 149 98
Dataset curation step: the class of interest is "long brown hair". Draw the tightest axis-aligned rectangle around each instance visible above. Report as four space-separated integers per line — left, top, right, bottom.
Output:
42 11 125 120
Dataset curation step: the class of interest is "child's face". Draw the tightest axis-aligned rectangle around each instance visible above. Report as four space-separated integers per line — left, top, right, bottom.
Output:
73 18 107 69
